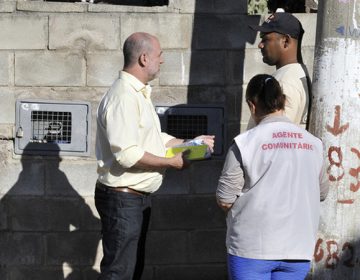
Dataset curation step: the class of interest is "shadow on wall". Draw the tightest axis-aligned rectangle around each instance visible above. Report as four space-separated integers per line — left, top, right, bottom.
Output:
0 143 100 279
188 2 259 149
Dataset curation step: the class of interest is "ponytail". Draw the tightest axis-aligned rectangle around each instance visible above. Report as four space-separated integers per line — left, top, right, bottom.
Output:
246 74 285 116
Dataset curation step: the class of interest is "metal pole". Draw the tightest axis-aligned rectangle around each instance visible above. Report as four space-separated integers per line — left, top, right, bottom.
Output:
310 0 360 278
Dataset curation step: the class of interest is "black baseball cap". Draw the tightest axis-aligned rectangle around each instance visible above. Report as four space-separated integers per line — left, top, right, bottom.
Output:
249 12 304 39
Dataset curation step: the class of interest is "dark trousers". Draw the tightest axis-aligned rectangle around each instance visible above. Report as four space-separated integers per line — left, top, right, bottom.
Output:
95 184 151 280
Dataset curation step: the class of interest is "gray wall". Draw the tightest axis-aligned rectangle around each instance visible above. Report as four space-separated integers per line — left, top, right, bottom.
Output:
0 1 319 279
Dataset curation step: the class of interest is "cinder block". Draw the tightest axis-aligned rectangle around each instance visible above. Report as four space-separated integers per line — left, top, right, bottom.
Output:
0 233 42 265
0 88 15 123
7 197 51 231
46 161 98 196
240 85 252 127
0 196 7 230
155 168 190 195
0 140 13 163
161 50 226 86
49 15 120 50
151 86 188 106
170 0 196 13
89 3 169 13
17 1 87 12
0 124 13 139
150 195 225 230
172 0 247 14
14 86 104 103
159 51 191 86
0 2 16 13
0 53 13 86
226 86 242 122
0 160 45 196
189 160 224 194
121 14 193 49
192 15 258 50
45 198 94 232
87 52 123 87
188 230 227 263
226 50 246 86
156 264 228 280
226 122 241 145
294 13 317 47
6 197 94 232
145 230 188 264
189 51 227 85
46 232 101 265
243 48 273 83
187 86 226 104
0 16 47 50
301 46 315 79
15 51 85 86
187 85 241 122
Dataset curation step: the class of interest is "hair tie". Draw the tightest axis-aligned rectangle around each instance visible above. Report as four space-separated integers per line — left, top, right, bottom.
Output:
264 77 272 83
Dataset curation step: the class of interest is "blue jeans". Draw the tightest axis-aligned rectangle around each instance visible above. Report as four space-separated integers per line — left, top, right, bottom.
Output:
228 254 310 280
95 183 151 280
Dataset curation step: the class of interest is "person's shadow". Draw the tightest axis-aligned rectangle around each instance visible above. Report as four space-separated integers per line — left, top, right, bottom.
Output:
0 143 100 279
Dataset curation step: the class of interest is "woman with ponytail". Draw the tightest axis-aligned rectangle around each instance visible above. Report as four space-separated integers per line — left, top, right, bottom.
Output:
216 74 328 280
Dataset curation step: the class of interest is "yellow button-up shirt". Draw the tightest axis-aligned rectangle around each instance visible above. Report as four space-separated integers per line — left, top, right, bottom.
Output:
96 71 174 193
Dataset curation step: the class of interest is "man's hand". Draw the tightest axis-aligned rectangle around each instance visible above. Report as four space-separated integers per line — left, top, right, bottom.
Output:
168 150 191 170
216 199 233 212
194 135 215 153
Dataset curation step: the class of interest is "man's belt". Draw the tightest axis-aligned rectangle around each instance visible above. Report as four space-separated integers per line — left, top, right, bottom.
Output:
96 181 149 196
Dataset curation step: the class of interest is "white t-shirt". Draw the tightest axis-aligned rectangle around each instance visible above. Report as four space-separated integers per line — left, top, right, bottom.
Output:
273 63 309 128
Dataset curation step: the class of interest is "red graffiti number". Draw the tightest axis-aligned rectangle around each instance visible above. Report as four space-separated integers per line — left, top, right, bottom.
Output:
314 239 357 269
314 238 324 262
349 148 360 192
325 240 340 269
327 146 345 182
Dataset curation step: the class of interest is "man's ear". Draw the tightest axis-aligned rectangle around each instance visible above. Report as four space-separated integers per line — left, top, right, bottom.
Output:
283 34 291 48
139 53 147 67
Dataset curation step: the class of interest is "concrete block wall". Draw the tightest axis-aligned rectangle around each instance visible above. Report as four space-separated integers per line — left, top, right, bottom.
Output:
0 1 317 279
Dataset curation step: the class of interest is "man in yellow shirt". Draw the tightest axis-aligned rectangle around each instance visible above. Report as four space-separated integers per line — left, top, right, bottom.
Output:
95 32 214 280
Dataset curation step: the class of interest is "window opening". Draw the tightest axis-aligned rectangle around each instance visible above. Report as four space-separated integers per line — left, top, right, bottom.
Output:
31 111 72 144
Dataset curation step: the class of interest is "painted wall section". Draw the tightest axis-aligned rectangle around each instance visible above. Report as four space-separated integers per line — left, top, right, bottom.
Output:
310 0 360 278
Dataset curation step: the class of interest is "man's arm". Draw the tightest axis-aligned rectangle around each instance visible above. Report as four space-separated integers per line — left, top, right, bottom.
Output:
281 82 303 124
216 143 245 212
133 151 189 170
